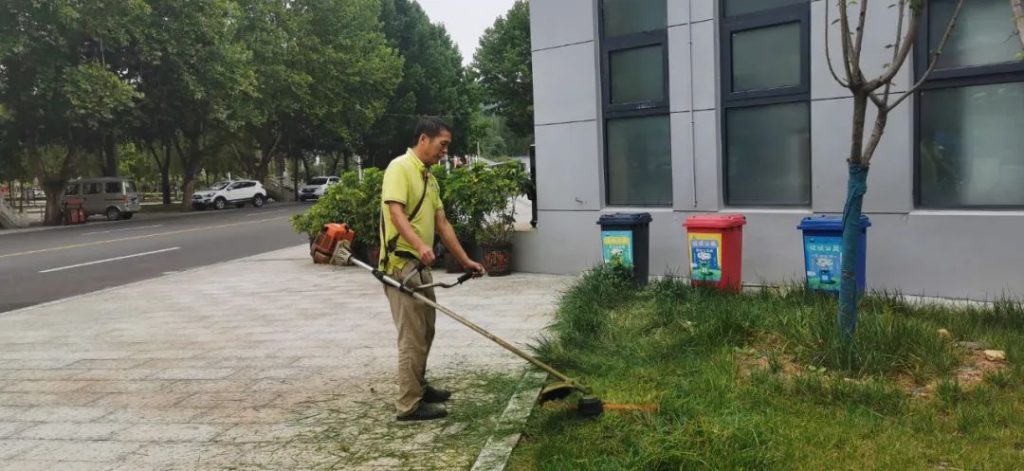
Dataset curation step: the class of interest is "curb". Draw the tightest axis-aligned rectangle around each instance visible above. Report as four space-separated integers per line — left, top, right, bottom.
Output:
0 202 301 237
471 369 547 471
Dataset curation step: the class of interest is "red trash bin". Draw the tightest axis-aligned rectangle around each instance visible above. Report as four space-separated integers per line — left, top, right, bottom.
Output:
63 196 87 225
683 214 746 292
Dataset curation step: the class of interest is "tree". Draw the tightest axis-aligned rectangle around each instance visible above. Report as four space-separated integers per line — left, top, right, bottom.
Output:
361 0 477 167
472 0 533 140
825 0 964 338
1014 0 1024 50
288 0 403 174
0 0 142 224
133 0 258 211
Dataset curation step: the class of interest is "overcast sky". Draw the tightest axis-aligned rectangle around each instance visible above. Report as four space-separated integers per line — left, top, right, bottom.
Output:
414 0 519 66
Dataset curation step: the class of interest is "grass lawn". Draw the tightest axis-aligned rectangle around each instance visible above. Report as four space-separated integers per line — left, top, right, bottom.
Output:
509 267 1024 470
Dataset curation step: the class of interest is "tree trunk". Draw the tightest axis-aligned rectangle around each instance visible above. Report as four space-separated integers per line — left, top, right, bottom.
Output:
328 152 341 175
103 133 118 177
1013 0 1024 49
178 137 202 212
149 143 174 205
254 150 271 183
33 147 76 226
160 153 172 205
42 179 66 226
839 163 869 340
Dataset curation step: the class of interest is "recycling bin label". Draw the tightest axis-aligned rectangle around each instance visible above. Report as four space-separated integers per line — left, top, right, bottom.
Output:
602 230 634 268
804 236 842 291
689 233 722 282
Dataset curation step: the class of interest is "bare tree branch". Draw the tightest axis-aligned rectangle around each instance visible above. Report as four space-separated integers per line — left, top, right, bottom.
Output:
869 90 887 108
825 0 851 87
885 0 965 112
866 4 921 90
838 0 857 82
1012 0 1024 49
882 0 908 104
852 0 870 71
862 110 889 165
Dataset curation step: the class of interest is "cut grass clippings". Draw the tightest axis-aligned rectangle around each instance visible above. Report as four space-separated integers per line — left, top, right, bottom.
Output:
288 370 522 470
509 266 1024 470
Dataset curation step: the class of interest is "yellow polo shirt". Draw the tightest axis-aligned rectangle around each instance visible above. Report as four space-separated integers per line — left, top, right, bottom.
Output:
379 148 443 272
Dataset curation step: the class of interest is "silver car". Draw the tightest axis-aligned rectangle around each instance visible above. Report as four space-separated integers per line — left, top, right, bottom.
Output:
298 176 340 202
64 177 142 221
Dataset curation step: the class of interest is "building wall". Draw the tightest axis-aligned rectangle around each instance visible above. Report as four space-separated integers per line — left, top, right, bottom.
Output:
519 0 1024 301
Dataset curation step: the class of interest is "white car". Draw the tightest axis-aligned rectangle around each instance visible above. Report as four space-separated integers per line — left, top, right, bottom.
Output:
192 180 267 210
298 176 340 202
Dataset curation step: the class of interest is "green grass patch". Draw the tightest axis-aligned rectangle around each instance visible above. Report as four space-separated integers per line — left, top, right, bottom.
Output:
510 268 1024 470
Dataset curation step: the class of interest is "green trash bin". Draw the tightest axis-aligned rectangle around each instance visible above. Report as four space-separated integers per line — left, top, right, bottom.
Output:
597 213 652 286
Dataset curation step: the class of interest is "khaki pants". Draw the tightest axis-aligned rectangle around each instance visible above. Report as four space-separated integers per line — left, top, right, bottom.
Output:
384 262 437 416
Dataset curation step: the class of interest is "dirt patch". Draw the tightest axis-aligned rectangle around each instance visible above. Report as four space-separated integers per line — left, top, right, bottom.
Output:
735 337 1010 400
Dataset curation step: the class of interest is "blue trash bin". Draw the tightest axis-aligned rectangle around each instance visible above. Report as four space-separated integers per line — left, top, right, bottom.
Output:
796 215 871 293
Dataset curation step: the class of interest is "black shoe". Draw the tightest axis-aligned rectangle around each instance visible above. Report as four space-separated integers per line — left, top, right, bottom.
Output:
397 402 448 421
422 385 451 403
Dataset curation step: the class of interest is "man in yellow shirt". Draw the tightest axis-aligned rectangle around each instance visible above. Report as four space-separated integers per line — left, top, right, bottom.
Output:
380 117 485 421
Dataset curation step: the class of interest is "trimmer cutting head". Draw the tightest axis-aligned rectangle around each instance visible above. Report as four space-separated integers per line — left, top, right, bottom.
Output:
539 381 578 402
539 382 604 418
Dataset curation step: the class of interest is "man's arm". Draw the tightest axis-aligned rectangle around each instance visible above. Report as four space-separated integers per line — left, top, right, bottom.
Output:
388 201 435 266
435 208 485 274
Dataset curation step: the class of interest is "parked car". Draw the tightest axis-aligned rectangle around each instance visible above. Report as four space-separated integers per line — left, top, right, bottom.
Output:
63 177 142 221
298 176 340 202
192 180 267 210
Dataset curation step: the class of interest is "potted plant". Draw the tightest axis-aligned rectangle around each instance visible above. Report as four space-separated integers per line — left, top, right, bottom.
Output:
478 209 516 276
437 163 482 272
291 168 384 264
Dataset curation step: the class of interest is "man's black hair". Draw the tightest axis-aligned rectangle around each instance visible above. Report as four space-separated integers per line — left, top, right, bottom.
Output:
413 116 452 144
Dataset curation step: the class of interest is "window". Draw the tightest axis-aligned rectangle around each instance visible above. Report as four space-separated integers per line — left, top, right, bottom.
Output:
600 0 672 206
85 183 102 195
105 182 122 194
66 183 80 195
720 1 811 206
916 0 1024 208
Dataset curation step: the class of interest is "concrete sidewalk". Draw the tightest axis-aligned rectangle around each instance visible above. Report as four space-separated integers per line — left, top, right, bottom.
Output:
0 245 570 470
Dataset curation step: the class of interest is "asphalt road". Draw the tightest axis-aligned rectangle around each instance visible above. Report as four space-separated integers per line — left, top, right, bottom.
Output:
0 203 312 313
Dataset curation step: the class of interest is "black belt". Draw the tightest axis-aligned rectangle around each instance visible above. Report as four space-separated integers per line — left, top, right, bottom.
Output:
395 250 418 260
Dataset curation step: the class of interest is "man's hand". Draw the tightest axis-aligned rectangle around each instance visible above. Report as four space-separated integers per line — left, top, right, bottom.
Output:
463 260 486 277
417 244 437 266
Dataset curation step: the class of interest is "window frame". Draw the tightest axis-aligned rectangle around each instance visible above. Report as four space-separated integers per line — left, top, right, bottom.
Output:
913 1 1024 209
719 1 812 207
598 0 672 207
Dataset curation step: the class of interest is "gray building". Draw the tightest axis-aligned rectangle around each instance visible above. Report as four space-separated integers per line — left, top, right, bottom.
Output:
516 0 1024 300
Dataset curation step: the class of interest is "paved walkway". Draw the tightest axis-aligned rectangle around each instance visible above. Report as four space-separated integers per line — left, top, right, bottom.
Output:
0 245 570 470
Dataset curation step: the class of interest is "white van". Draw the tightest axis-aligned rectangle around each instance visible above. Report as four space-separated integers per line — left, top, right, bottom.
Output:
64 177 142 221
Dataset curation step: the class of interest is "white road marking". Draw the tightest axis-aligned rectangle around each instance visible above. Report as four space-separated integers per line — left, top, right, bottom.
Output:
39 247 181 273
82 224 163 236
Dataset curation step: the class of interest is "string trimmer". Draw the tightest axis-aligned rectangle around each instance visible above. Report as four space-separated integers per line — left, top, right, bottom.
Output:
332 245 605 418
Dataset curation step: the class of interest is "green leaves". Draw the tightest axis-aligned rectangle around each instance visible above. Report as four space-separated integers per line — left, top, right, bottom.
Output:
63 63 139 128
472 1 533 139
361 0 477 166
292 168 384 246
436 161 527 244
